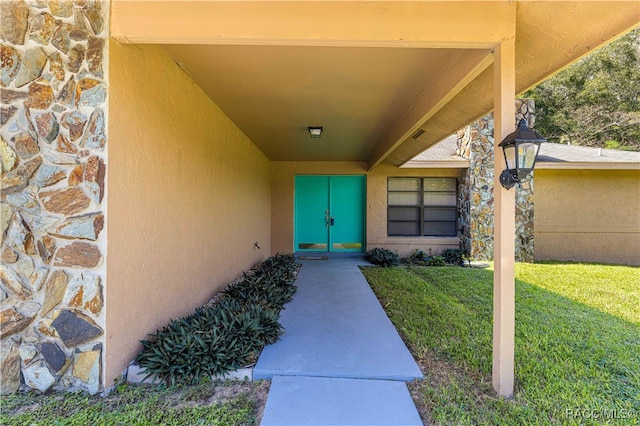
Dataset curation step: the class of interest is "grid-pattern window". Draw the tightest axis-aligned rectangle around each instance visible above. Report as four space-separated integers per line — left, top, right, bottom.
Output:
387 177 457 236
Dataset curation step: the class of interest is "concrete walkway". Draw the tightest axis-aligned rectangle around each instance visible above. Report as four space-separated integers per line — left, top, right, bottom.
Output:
255 254 423 426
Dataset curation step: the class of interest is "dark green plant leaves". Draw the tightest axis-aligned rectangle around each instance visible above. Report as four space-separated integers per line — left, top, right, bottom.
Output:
366 247 400 267
440 248 467 266
136 253 299 385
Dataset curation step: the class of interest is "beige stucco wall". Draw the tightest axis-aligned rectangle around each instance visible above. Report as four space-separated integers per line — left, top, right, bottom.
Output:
534 169 640 265
106 42 271 385
368 165 461 256
270 162 460 256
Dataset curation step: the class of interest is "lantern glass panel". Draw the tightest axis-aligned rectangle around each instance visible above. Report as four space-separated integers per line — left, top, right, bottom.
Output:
503 144 516 170
517 142 539 170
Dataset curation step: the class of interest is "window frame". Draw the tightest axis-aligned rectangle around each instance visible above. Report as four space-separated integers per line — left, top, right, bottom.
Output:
387 177 458 237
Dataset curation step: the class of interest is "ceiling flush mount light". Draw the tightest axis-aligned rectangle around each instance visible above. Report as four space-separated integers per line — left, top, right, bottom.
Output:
308 126 323 138
498 119 547 189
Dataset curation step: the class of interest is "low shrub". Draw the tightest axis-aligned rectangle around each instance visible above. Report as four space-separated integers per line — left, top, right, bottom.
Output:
366 248 400 267
223 253 299 311
426 256 446 267
136 253 299 385
441 248 467 266
402 249 429 265
402 249 466 267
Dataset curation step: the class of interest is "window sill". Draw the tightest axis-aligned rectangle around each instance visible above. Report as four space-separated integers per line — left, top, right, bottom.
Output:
384 236 460 244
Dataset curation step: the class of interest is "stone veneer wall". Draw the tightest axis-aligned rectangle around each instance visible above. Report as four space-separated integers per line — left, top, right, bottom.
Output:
457 99 535 262
1 0 108 394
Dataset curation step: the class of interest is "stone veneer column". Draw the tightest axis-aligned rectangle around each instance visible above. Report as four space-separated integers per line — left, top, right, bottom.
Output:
456 100 535 262
1 0 108 394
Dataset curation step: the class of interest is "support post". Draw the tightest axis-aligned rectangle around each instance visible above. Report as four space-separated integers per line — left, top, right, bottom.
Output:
492 39 516 397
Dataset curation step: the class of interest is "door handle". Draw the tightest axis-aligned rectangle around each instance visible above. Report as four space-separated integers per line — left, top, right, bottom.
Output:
330 217 335 226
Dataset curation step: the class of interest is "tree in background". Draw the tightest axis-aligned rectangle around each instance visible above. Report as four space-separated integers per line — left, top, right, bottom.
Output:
525 29 639 151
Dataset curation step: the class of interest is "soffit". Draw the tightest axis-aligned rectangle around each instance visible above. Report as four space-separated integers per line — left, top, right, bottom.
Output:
111 1 640 168
386 2 640 166
163 45 484 161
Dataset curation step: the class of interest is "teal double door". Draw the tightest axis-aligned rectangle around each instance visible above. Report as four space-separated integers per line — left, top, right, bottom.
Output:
294 175 365 252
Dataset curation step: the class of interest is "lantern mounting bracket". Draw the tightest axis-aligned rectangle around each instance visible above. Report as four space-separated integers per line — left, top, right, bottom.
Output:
499 170 519 189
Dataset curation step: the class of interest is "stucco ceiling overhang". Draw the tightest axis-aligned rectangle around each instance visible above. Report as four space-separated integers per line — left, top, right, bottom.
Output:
111 1 640 169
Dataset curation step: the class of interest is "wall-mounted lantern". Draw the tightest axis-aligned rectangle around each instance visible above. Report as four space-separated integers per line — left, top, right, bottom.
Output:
498 119 546 189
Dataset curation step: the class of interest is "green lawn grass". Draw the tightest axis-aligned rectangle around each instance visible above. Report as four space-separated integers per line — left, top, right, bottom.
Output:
0 380 264 426
361 263 640 425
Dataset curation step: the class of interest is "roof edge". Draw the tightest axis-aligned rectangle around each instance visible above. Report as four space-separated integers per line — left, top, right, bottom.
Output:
400 160 469 169
536 161 640 170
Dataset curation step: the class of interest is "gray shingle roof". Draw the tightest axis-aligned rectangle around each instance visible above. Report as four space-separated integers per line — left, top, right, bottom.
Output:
404 136 640 170
401 135 468 168
536 143 640 169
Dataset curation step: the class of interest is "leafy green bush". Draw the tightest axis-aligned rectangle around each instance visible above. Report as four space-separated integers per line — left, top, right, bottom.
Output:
366 248 400 267
426 256 446 267
136 253 299 385
441 248 467 266
223 253 299 311
402 249 429 265
402 249 467 266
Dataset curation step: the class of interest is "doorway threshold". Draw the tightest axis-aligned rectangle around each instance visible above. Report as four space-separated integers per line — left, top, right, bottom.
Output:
297 255 329 260
295 252 366 261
